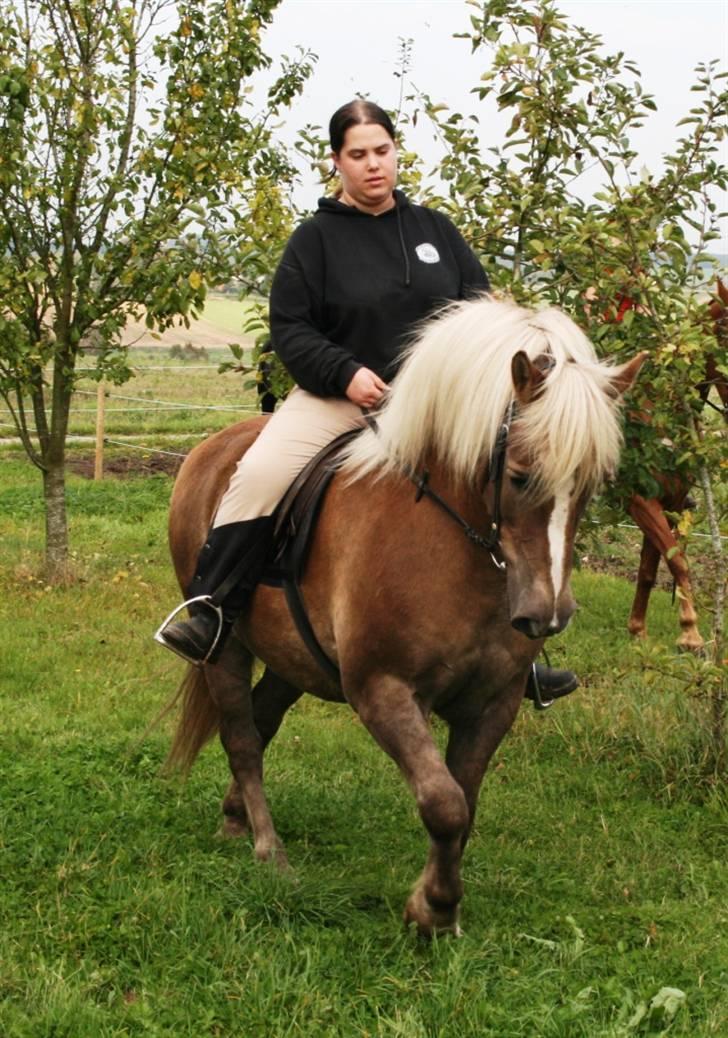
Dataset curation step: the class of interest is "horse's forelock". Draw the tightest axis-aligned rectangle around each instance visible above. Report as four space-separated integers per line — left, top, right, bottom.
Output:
513 358 624 499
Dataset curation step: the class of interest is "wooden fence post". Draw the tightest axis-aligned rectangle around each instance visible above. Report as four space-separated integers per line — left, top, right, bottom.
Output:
94 381 105 480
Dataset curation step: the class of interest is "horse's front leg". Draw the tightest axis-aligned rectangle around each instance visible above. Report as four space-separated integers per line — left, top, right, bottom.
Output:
443 686 524 851
353 675 469 938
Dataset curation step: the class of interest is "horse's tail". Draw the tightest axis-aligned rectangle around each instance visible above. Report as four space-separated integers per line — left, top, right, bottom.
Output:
163 666 220 776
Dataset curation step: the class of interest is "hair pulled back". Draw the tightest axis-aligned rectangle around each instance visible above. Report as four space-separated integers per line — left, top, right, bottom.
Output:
329 100 395 153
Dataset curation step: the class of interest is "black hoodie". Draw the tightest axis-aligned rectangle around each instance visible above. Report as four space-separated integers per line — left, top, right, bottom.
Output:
269 190 489 397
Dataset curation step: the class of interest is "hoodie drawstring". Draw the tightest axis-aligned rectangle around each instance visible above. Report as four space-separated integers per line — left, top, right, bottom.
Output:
395 203 411 288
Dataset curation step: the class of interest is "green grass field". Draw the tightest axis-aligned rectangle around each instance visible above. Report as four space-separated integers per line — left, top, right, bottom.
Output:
201 294 259 337
70 351 260 442
1 454 726 1037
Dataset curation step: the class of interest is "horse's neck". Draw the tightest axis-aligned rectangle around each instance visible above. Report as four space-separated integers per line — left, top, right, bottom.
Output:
413 456 488 525
335 448 489 540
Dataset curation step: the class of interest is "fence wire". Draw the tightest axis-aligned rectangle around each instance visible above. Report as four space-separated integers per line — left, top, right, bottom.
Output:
1 387 260 416
103 438 188 458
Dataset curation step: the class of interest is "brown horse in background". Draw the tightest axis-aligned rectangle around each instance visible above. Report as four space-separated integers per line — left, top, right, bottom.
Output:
625 280 727 653
163 297 644 936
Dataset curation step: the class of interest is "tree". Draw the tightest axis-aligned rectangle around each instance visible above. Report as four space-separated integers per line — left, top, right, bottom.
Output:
402 1 726 493
0 0 313 579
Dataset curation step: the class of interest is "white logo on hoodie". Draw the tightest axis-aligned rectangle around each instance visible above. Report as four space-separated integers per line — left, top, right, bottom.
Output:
415 243 440 264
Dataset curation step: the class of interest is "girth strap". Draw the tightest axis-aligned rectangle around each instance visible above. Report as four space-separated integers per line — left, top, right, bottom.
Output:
273 431 367 684
280 459 342 683
283 578 341 683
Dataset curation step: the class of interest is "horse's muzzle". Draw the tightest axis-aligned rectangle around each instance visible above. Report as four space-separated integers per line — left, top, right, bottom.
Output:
511 615 566 639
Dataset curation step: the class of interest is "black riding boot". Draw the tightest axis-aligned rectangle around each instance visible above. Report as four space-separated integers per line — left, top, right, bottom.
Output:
525 663 579 709
155 517 275 665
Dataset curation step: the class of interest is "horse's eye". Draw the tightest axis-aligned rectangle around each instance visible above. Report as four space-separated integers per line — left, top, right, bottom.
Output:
509 472 530 490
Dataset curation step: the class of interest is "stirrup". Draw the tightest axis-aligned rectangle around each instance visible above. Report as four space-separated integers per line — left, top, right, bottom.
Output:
530 662 554 712
154 595 224 666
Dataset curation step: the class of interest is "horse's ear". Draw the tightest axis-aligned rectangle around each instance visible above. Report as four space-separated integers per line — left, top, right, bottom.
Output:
717 278 728 306
511 350 546 404
607 350 648 399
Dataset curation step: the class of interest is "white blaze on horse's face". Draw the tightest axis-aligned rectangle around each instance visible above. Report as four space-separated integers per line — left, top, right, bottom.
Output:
499 468 580 642
546 478 577 632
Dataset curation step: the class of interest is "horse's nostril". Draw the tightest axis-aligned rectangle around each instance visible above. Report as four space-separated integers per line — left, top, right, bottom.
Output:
511 616 543 639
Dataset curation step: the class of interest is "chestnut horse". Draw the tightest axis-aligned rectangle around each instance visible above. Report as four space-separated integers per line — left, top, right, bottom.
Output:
164 297 643 936
625 280 727 653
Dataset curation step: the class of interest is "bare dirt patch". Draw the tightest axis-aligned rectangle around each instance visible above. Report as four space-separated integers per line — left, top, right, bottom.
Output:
68 453 185 479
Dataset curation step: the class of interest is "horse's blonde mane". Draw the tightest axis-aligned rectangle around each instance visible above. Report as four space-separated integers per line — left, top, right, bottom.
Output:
341 296 626 496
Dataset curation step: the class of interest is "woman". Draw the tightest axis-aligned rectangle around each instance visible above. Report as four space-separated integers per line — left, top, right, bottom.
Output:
156 100 576 704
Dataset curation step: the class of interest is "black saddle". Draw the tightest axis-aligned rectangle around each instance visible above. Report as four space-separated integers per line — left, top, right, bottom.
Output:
260 426 364 681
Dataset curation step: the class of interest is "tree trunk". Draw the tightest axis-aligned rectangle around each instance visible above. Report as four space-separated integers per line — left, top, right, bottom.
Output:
697 457 726 774
42 451 69 582
40 335 75 581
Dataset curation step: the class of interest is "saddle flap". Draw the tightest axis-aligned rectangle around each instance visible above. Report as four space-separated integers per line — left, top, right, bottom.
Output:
271 425 364 582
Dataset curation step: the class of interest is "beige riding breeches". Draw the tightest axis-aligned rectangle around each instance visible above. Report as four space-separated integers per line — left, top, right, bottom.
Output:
212 387 364 528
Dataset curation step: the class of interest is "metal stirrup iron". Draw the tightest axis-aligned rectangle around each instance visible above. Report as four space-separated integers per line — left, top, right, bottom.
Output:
154 594 224 666
530 662 555 711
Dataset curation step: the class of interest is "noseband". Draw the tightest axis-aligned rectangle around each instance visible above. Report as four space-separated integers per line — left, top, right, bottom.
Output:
405 401 515 571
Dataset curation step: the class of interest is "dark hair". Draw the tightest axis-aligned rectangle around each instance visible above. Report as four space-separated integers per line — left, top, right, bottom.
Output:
328 100 396 154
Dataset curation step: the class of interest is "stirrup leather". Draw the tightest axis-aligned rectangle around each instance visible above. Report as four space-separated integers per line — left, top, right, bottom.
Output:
154 595 224 666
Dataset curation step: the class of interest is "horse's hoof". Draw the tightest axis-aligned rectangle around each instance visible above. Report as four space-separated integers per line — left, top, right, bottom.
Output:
254 841 291 873
677 640 706 657
217 817 250 839
403 911 463 940
677 631 706 656
628 627 647 640
403 887 462 938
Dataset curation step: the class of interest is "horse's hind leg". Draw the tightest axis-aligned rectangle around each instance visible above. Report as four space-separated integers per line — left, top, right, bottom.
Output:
252 665 303 744
663 547 704 654
627 533 661 641
206 644 291 867
221 667 302 839
353 675 469 937
220 780 250 838
628 494 704 653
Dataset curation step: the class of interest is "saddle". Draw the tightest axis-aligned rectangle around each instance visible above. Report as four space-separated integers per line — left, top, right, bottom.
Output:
261 426 364 682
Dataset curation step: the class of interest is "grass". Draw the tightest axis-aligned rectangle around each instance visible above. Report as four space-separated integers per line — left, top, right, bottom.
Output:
68 347 260 441
201 294 259 336
1 455 727 1037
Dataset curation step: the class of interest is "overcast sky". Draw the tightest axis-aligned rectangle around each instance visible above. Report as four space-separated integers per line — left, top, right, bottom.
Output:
261 0 728 248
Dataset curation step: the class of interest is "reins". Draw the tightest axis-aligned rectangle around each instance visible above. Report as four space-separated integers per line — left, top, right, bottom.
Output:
374 401 515 572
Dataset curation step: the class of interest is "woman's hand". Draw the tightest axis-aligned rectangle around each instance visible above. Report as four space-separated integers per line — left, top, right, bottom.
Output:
345 367 389 408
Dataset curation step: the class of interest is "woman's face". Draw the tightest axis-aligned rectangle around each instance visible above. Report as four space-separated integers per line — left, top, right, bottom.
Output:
334 123 397 214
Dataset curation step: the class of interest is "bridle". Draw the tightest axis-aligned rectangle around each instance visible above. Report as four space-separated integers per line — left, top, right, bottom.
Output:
404 401 515 571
